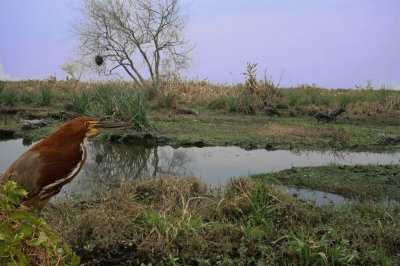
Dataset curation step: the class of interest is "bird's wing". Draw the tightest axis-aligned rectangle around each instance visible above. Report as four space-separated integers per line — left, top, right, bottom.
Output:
37 145 87 200
3 150 42 199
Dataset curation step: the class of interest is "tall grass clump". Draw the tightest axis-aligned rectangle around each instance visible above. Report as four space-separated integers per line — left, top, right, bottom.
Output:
68 90 92 114
157 92 177 109
19 90 36 104
40 88 52 106
249 181 279 225
208 92 257 115
208 63 276 114
0 81 4 93
69 83 153 131
242 62 279 102
92 85 115 116
375 86 391 103
114 90 153 131
336 91 355 106
278 84 332 107
1 88 19 106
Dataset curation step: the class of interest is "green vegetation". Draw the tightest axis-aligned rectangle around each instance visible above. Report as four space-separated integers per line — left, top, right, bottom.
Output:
42 176 400 265
208 91 258 115
0 78 399 264
1 79 399 116
0 78 399 153
254 164 400 202
152 111 399 152
0 181 80 265
0 80 153 131
68 83 153 131
40 88 52 106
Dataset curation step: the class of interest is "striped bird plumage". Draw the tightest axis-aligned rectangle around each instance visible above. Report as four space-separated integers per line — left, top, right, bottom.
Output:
1 117 93 210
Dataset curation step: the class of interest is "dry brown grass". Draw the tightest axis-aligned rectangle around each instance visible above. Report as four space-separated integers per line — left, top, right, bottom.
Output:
38 175 400 265
256 124 346 140
43 176 213 252
162 78 238 105
42 175 303 264
346 97 400 115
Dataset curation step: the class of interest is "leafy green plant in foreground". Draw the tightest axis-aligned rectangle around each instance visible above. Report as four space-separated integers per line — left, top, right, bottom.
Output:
0 181 80 266
279 228 357 266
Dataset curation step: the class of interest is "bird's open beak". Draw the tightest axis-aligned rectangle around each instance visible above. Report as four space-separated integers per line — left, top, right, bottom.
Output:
86 120 130 139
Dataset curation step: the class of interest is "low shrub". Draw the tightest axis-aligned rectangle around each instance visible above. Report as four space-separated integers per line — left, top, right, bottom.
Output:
0 181 80 265
40 88 52 106
208 92 259 115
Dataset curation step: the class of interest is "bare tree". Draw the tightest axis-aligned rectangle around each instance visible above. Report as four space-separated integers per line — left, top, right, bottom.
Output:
75 0 190 95
61 57 90 80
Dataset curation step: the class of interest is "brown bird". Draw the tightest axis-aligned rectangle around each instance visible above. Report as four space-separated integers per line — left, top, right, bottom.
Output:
0 116 127 210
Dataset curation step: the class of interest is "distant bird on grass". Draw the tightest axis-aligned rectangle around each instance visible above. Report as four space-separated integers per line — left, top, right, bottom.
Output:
328 107 346 122
314 112 334 123
0 116 128 210
263 102 281 116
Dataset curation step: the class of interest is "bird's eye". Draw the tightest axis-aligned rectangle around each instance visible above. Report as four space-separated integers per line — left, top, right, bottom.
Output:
84 121 89 127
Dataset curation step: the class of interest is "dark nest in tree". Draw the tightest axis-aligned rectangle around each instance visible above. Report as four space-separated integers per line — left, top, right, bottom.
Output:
95 55 104 66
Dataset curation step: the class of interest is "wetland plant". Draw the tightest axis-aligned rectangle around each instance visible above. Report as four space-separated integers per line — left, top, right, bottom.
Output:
67 83 152 130
0 181 80 265
1 88 19 106
40 87 52 106
68 90 92 114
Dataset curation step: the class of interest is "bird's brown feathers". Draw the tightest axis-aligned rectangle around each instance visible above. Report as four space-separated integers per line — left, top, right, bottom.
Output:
1 116 94 209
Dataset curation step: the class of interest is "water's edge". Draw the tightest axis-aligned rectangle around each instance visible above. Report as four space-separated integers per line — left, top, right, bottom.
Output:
1 139 399 206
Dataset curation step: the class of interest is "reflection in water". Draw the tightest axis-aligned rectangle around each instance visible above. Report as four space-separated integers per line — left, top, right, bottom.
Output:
72 143 194 195
1 139 400 205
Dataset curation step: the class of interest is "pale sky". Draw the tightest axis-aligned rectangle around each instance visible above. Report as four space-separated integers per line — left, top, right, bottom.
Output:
0 0 399 88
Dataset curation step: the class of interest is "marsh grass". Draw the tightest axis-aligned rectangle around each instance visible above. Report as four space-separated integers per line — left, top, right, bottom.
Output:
65 83 153 130
157 92 177 109
42 176 400 265
2 89 19 106
68 90 91 114
40 88 52 106
1 80 399 116
278 85 332 107
114 90 153 130
208 91 259 114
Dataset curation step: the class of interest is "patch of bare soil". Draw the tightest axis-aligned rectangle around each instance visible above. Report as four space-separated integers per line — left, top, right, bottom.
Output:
256 124 346 140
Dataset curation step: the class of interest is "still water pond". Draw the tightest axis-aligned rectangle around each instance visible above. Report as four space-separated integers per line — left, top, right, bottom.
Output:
1 139 399 205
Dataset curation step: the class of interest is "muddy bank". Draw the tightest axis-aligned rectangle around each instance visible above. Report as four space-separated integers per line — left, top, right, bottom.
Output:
1 109 399 152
